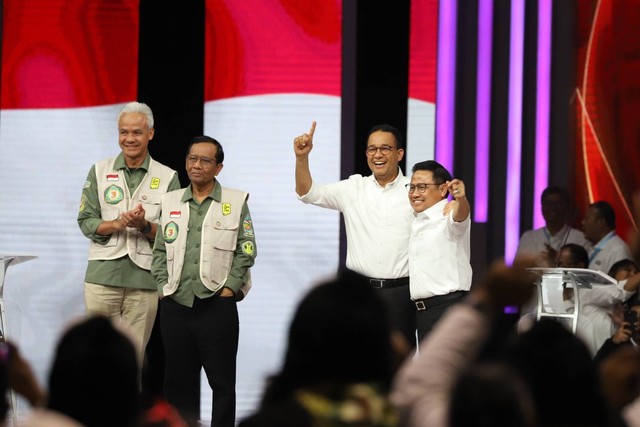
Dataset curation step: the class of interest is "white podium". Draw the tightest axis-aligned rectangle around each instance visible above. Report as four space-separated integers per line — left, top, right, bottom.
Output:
527 268 617 333
1 255 37 418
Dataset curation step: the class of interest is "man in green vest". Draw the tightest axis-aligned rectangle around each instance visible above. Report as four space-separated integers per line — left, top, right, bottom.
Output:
77 102 181 366
152 135 257 427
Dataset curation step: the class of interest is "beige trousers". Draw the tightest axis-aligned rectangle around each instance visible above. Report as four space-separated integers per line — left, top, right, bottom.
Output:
84 282 158 366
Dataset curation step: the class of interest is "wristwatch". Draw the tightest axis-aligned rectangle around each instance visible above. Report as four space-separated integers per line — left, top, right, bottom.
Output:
139 221 151 235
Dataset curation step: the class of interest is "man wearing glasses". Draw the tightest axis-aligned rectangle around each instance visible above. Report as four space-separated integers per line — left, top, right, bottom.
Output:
77 102 180 366
293 122 415 347
407 160 472 339
152 136 256 427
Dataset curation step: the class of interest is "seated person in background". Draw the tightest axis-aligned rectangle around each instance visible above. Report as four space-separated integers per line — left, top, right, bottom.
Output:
561 250 640 356
520 245 639 356
594 297 640 366
0 340 47 424
610 259 640 282
239 270 401 427
582 200 633 274
516 186 591 267
599 347 640 422
593 260 640 365
27 316 141 427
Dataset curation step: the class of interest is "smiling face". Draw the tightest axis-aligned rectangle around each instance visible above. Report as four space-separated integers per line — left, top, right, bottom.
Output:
365 130 404 187
118 112 154 167
408 170 447 213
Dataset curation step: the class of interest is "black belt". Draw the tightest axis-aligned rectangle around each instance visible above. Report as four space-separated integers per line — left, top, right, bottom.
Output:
367 277 409 289
414 291 468 311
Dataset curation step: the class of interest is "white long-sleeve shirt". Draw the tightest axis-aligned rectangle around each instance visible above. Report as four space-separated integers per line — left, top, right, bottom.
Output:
299 171 413 279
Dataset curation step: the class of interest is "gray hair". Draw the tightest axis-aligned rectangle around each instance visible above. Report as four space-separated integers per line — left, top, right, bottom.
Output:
117 102 154 129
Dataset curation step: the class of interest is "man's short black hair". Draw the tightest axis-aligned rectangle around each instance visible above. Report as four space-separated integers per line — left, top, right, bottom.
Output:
412 160 452 184
367 124 404 149
186 135 224 164
541 186 570 205
590 201 616 229
608 259 639 278
561 243 589 268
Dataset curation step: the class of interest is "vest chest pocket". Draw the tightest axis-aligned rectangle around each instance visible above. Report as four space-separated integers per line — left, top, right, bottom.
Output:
213 222 239 250
138 193 163 220
207 223 238 283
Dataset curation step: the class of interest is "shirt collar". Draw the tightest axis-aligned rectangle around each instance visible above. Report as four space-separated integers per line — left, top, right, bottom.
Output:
114 152 151 171
595 230 616 247
416 198 448 219
182 180 221 203
369 167 406 189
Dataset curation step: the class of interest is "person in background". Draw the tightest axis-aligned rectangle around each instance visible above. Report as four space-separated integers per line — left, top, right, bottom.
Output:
36 316 140 427
392 259 615 427
516 186 592 267
239 270 399 427
593 259 640 365
582 200 633 274
77 101 181 366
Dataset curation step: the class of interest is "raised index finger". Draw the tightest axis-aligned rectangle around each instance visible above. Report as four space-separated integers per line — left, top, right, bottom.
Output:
309 121 317 138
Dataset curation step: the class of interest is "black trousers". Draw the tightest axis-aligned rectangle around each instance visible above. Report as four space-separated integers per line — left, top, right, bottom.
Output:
415 291 468 341
161 296 239 427
374 284 417 348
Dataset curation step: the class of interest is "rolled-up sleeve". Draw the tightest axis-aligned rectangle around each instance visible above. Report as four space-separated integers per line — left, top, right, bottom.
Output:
77 165 111 244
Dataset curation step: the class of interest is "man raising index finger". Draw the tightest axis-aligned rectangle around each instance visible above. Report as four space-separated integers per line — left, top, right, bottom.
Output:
293 122 416 348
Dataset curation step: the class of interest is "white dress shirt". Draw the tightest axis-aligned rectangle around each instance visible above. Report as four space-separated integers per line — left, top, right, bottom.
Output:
588 231 632 274
516 225 592 266
299 170 413 279
408 198 472 299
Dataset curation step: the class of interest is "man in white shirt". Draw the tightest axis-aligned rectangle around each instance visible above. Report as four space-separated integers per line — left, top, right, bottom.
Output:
294 122 415 346
516 186 591 266
582 200 632 274
407 160 472 340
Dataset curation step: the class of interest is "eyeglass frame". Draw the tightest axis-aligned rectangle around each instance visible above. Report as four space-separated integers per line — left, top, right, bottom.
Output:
186 155 217 167
405 183 443 194
365 145 398 155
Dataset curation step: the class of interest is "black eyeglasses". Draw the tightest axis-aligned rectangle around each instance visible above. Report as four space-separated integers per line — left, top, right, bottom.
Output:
405 183 441 194
365 145 397 155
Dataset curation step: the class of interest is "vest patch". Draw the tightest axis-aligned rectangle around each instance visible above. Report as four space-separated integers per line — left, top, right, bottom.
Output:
243 216 254 237
106 174 119 181
164 222 179 244
170 211 181 218
222 203 231 216
104 185 124 205
150 177 160 189
242 241 254 255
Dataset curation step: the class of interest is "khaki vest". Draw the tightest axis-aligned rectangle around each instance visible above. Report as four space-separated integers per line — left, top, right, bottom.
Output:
88 157 177 270
160 187 251 299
